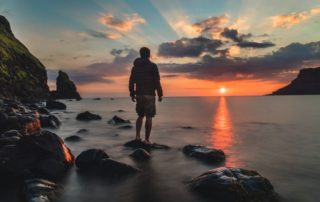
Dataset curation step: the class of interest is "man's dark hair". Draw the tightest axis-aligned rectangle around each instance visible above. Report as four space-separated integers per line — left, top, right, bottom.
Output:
139 47 150 58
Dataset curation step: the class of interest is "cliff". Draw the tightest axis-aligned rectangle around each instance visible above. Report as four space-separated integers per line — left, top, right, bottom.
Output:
50 70 81 100
272 67 320 95
0 15 49 100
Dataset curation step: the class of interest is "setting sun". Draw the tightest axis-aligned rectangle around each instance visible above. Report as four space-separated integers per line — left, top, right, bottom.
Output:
219 87 227 94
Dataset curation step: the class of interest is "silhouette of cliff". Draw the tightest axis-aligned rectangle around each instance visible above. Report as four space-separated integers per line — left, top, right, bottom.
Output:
50 70 81 100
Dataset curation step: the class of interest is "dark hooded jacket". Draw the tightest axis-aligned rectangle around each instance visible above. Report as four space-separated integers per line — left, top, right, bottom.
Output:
129 57 163 97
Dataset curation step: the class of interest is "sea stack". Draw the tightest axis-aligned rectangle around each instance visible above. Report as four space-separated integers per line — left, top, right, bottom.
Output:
50 70 81 100
0 15 49 100
272 67 320 95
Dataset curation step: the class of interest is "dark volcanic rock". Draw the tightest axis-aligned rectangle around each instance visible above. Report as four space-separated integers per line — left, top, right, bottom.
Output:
50 70 81 100
108 115 130 125
272 67 320 95
23 178 59 202
124 139 170 151
98 158 140 177
75 149 109 170
76 111 102 121
189 167 278 202
130 148 151 161
46 100 66 110
39 114 61 128
183 145 225 163
77 129 88 134
0 15 49 101
65 135 81 142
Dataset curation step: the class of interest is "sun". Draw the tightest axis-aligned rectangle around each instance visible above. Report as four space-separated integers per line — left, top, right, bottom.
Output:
219 87 227 94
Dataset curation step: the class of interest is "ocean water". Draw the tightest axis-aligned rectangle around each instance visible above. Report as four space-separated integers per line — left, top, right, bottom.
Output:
4 96 320 202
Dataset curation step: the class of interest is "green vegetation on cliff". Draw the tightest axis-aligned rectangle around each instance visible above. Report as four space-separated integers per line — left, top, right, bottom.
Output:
0 15 49 100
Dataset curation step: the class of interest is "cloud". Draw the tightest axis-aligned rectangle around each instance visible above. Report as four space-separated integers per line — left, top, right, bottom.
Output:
48 48 139 85
237 41 275 48
159 41 320 82
192 15 229 37
99 13 145 31
271 6 320 28
87 29 122 39
158 36 223 57
220 28 252 42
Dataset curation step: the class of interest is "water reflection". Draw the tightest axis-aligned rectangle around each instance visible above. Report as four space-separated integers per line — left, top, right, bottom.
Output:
211 96 237 166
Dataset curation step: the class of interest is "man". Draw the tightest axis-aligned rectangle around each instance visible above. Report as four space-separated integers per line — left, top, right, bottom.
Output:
129 47 163 144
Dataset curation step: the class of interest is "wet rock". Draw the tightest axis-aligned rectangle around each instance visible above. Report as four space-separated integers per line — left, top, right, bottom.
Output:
183 145 225 163
46 100 66 110
108 115 130 125
98 158 140 177
77 129 88 134
117 109 125 112
0 130 22 138
93 98 101 100
38 107 50 115
189 167 279 202
23 178 59 202
130 148 151 161
118 125 133 129
75 149 109 170
124 139 170 151
39 114 61 128
33 158 66 180
65 135 81 142
181 126 193 129
76 111 101 121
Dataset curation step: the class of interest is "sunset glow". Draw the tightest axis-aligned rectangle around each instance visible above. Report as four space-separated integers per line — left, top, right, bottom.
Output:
219 87 227 94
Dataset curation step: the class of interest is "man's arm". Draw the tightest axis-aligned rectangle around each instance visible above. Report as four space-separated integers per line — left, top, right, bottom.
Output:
154 64 163 99
129 67 136 101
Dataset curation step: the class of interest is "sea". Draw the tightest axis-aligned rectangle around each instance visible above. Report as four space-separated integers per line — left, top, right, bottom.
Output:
5 96 320 202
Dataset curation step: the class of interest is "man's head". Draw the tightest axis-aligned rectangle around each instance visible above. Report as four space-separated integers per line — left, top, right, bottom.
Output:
139 47 150 58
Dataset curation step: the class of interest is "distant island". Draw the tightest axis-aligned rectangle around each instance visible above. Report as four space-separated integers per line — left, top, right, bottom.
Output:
271 67 320 95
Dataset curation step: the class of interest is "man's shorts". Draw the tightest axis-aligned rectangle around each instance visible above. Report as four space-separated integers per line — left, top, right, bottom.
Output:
136 95 156 117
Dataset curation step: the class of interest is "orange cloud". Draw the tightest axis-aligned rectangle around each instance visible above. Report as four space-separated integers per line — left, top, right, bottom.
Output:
271 6 320 28
192 15 229 37
99 13 146 31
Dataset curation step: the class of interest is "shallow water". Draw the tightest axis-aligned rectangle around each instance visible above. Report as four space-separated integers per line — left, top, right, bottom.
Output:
3 96 320 202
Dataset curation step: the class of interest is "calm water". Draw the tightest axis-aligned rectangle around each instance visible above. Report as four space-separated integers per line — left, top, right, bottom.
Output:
4 96 320 202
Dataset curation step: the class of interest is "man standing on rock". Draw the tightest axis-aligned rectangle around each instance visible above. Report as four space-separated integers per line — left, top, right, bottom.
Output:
129 47 163 144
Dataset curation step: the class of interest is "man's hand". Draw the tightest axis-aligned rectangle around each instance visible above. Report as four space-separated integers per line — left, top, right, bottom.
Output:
158 96 162 102
131 96 136 102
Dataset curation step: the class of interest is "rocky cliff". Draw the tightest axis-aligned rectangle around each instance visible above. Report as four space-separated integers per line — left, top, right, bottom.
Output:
50 70 81 100
0 15 49 100
272 67 320 95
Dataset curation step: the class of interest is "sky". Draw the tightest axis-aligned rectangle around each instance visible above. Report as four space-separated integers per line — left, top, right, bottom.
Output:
1 0 320 97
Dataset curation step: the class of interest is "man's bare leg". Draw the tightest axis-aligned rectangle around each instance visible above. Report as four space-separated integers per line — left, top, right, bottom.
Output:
136 116 144 140
145 117 152 143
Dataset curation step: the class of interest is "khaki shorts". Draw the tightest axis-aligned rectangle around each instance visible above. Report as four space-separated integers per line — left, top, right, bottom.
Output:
136 95 156 117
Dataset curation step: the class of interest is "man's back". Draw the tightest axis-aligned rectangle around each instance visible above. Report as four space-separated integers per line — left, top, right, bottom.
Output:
129 57 163 97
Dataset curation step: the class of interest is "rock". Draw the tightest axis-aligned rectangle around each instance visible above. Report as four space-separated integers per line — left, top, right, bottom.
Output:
1 112 41 135
77 129 88 134
46 100 66 110
108 115 130 125
65 135 81 142
38 107 50 115
23 178 59 202
271 67 320 95
76 111 101 121
39 114 61 128
75 149 109 170
0 130 22 138
183 145 225 163
181 126 193 129
93 98 101 100
98 159 140 177
189 167 278 202
0 15 49 101
0 130 74 179
118 125 133 129
33 158 66 180
117 109 125 112
130 148 151 161
124 139 170 151
50 70 81 100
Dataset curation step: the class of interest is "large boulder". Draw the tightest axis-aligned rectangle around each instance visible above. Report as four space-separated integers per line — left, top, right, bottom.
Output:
76 111 101 121
46 100 66 110
183 145 225 163
50 70 81 100
98 159 141 177
189 167 278 202
108 115 130 125
39 114 61 128
75 149 109 170
130 148 151 161
0 130 74 180
124 139 170 151
0 15 49 101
